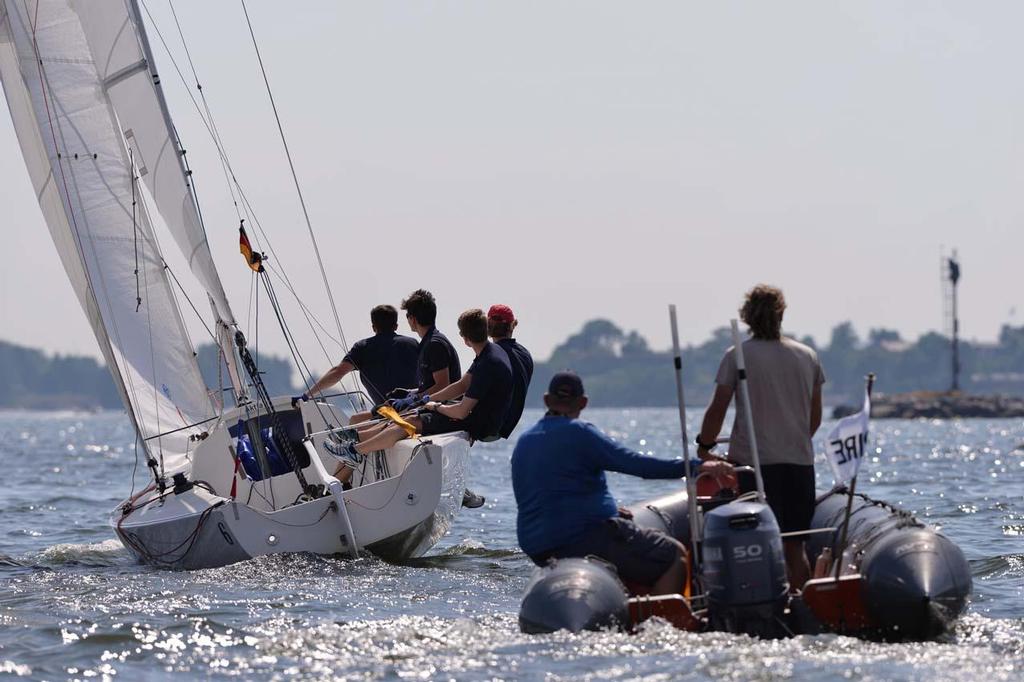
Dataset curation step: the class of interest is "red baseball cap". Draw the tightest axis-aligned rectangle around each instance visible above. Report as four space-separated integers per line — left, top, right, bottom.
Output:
487 304 515 323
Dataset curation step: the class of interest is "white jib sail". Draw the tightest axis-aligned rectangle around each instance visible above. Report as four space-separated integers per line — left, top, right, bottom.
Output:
76 0 236 328
0 0 217 475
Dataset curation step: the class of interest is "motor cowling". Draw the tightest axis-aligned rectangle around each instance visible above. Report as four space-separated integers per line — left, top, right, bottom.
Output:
519 557 630 634
701 501 789 637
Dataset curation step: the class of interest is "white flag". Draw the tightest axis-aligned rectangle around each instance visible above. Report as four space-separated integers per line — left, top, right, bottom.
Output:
825 388 871 485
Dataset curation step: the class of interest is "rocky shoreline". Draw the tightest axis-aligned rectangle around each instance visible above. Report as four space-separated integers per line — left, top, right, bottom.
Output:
833 392 1024 419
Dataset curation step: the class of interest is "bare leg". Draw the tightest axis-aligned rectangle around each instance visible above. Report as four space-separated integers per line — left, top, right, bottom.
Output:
784 539 811 590
348 410 373 425
354 421 388 439
353 417 423 455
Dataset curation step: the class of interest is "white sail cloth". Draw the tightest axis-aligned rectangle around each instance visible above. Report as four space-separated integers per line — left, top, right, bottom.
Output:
77 0 235 327
0 0 217 474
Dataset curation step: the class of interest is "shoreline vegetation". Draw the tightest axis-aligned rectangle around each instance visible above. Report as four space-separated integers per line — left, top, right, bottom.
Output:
2 319 1023 411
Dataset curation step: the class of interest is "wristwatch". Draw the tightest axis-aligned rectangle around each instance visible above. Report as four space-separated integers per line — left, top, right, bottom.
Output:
695 435 717 452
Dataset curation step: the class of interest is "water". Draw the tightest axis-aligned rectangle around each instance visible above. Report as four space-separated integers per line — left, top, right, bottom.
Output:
0 408 1021 680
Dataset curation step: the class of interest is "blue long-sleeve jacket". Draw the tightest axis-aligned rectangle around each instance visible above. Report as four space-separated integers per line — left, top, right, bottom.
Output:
511 414 701 557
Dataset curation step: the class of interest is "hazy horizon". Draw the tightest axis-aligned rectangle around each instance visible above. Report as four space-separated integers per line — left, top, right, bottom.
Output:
2 2 1021 375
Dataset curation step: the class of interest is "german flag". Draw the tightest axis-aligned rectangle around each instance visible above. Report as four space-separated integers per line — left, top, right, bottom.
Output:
239 225 263 272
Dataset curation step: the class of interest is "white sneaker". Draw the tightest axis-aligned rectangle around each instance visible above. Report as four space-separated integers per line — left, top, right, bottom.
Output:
324 436 363 469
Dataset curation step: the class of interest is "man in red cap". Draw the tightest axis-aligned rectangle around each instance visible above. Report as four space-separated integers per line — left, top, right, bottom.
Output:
487 304 534 439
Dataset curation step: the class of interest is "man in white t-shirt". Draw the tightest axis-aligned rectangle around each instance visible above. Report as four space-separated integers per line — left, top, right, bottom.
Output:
696 284 825 589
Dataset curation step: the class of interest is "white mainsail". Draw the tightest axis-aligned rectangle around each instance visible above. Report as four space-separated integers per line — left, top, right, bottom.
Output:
0 0 228 475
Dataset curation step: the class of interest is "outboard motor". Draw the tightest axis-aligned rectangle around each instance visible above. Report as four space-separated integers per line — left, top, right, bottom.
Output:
519 557 630 634
701 501 789 637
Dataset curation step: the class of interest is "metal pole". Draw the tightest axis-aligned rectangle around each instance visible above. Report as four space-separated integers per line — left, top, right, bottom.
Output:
669 305 700 563
950 253 960 392
833 373 875 580
730 319 765 502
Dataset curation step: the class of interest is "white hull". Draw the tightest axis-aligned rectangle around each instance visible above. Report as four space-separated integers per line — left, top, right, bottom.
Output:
111 397 470 569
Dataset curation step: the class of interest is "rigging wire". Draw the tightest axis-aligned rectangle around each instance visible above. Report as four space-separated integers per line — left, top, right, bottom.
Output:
141 1 371 414
130 433 141 500
24 0 164 486
130 149 142 312
140 0 357 375
264 264 361 415
164 0 244 225
136 184 217 441
137 187 167 479
164 262 217 342
264 264 344 351
238 0 349 352
260 271 356 420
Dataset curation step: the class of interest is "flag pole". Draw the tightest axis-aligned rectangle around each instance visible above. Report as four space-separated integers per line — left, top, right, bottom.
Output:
833 373 875 580
730 319 766 502
669 305 700 565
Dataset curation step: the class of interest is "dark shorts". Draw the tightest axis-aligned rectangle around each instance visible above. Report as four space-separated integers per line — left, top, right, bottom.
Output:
419 411 493 441
761 464 816 535
418 411 466 437
531 518 679 587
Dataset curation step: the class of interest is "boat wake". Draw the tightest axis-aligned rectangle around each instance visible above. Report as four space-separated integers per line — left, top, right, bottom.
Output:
32 539 130 568
969 553 1024 579
0 554 25 569
400 540 522 570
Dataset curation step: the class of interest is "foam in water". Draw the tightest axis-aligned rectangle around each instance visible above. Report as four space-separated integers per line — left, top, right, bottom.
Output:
34 539 129 567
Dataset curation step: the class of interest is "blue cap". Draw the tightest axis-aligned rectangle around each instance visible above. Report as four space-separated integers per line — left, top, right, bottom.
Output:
548 371 584 399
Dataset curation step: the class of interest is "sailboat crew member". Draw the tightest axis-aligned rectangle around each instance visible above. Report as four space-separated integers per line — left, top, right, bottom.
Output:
512 372 733 596
487 304 534 439
327 309 512 470
337 289 463 427
294 304 418 407
394 288 462 399
696 284 825 589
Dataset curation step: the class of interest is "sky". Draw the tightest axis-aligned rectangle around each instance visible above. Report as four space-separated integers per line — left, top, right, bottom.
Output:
2 1 1022 375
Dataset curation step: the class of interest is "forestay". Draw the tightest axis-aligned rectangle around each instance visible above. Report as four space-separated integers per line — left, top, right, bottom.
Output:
0 0 217 475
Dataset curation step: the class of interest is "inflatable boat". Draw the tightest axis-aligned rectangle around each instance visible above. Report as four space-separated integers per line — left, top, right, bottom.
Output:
519 476 971 641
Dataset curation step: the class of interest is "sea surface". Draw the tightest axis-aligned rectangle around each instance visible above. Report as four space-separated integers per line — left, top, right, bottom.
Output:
0 408 1021 681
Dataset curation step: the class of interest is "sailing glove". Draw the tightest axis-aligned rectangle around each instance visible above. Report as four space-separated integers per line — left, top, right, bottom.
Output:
387 388 413 400
390 393 429 412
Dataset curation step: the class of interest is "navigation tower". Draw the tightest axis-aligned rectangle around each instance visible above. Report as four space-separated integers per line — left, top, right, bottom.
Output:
941 250 961 392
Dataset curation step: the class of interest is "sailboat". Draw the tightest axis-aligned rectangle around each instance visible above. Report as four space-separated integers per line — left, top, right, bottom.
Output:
0 0 471 569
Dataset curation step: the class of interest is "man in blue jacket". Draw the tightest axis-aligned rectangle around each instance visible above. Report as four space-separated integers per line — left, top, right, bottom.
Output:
512 371 732 596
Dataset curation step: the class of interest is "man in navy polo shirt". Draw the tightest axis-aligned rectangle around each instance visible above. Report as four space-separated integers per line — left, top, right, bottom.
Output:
297 305 418 406
327 309 512 468
511 371 732 596
487 304 534 439
397 289 461 397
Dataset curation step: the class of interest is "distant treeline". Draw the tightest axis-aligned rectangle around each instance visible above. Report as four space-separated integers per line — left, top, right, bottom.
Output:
526 320 1024 407
3 321 1024 410
0 341 294 411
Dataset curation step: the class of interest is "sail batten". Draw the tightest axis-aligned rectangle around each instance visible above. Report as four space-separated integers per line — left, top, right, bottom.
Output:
0 0 221 475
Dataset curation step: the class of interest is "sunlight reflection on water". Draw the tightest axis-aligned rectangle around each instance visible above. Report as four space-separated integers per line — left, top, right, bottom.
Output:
0 409 1020 679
